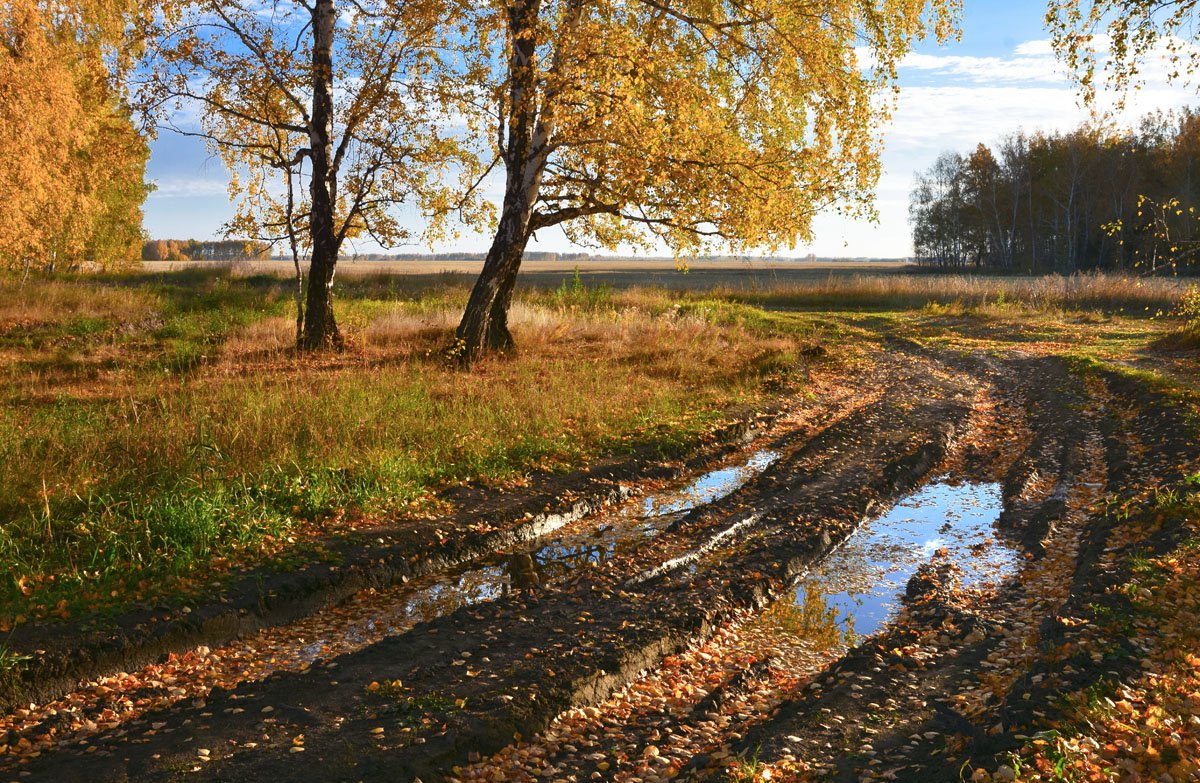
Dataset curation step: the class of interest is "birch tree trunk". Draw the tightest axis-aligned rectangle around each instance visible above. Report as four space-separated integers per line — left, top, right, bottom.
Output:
301 0 343 350
453 0 546 364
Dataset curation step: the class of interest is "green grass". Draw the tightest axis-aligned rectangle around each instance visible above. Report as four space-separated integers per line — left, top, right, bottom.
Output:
0 645 32 674
0 270 800 624
2 266 1194 626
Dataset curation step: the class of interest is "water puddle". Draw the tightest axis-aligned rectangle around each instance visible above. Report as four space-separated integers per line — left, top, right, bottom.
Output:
0 446 783 765
761 481 1015 646
294 449 780 662
642 451 778 518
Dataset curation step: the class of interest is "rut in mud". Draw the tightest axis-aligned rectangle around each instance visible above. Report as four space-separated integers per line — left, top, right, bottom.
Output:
0 440 786 766
0 408 782 716
4 344 1198 783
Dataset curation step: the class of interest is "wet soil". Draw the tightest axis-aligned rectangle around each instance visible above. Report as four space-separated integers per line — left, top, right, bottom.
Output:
5 342 1198 783
699 355 1200 783
0 404 781 714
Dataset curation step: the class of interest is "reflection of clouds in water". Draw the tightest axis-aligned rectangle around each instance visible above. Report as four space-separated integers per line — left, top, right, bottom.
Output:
920 537 947 557
772 482 1015 645
642 451 778 517
298 447 783 661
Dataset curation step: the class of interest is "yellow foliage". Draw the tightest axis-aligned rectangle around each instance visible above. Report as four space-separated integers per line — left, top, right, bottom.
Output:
141 0 487 256
1050 0 1200 104
0 0 148 272
446 0 961 256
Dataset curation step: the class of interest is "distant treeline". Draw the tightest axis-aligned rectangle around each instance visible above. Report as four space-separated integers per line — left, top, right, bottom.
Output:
910 109 1200 275
342 252 847 263
142 239 273 261
139 245 895 264
350 251 595 262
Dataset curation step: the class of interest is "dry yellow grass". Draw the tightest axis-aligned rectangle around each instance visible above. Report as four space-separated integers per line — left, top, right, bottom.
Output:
714 271 1188 313
0 276 158 324
0 270 798 620
1 266 1190 620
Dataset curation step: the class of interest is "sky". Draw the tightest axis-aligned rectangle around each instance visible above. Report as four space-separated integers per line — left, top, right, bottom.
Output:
141 0 1200 259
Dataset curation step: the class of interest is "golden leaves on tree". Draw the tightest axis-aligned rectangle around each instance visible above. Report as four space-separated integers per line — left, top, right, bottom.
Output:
0 0 148 272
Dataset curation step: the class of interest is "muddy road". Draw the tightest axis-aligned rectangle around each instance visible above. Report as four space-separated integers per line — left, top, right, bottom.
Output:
4 343 1198 782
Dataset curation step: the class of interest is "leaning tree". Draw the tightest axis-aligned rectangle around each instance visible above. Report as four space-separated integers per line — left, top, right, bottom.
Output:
140 0 485 349
443 0 960 363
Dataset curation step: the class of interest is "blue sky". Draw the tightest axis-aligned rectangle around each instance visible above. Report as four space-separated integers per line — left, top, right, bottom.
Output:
141 0 1198 258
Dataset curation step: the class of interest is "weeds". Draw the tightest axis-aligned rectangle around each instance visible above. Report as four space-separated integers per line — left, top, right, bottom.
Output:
1153 283 1200 350
2 265 1188 625
0 645 31 674
730 746 764 782
547 265 613 310
1173 283 1200 329
711 271 1186 315
0 269 793 622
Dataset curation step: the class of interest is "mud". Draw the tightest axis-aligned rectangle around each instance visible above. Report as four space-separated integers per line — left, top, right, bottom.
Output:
703 356 1199 783
6 344 1198 783
9 348 970 781
0 407 780 715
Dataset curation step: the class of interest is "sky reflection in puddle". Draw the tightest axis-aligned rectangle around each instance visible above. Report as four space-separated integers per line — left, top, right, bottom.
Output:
295 449 780 660
765 481 1014 647
0 446 787 756
642 451 778 518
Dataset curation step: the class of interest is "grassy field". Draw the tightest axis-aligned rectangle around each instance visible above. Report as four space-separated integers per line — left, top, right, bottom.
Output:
0 265 1195 626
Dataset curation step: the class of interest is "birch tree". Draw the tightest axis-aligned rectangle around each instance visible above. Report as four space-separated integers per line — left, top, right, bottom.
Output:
0 0 148 276
1049 0 1200 104
443 0 959 363
141 0 485 349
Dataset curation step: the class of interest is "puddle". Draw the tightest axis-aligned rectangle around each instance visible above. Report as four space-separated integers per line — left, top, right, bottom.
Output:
294 449 781 663
763 481 1015 646
642 451 778 517
0 446 784 765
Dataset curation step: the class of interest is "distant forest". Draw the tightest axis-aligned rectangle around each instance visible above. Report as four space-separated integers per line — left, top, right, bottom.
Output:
138 247 854 264
910 109 1200 275
142 239 272 261
343 252 829 263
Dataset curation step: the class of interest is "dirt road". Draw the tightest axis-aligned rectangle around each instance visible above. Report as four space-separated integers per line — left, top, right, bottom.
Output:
4 342 1197 782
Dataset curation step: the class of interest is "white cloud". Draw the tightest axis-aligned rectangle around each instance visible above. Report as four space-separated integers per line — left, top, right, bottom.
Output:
142 36 1200 257
1013 39 1054 57
853 46 877 72
148 178 229 198
899 52 1063 83
886 85 1085 149
856 41 1064 83
798 37 1199 257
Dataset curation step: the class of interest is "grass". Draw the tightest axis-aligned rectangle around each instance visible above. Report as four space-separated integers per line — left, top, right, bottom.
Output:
0 270 803 625
1 265 1195 627
0 645 32 674
706 271 1188 315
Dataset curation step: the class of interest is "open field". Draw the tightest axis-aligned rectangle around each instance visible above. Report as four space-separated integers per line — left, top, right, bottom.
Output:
1 267 1194 621
140 256 1194 308
1 268 1199 783
1 270 805 626
141 258 914 292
